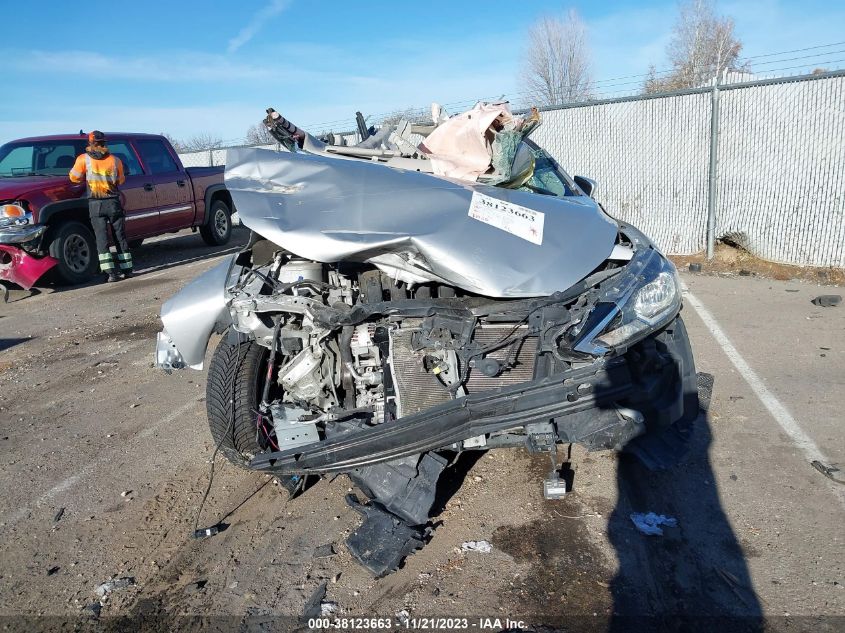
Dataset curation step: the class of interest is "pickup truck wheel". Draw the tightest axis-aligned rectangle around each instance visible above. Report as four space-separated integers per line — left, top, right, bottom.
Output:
47 221 99 285
200 200 232 246
206 338 269 468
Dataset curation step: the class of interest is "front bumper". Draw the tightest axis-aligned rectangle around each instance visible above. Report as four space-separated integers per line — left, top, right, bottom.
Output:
250 316 698 474
0 243 57 290
0 223 46 245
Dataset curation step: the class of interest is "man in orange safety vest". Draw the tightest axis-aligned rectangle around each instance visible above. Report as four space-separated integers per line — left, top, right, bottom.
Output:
69 131 133 282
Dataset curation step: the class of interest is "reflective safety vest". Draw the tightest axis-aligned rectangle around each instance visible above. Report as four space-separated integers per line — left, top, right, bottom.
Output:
69 152 126 198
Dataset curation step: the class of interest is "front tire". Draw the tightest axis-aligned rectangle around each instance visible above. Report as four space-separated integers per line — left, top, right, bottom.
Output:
47 221 98 285
206 338 268 468
200 199 232 246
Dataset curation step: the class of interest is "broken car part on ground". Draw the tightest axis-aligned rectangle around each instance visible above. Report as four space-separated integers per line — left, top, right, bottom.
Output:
154 103 699 576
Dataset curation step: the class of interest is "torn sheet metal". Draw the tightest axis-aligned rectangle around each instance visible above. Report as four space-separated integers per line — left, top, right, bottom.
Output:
224 147 617 298
418 102 511 180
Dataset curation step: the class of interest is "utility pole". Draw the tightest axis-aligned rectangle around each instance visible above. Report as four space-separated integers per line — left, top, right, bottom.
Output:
706 72 721 259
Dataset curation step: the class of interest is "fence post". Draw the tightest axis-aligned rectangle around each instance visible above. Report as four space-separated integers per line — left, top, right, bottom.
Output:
706 74 721 259
209 149 214 167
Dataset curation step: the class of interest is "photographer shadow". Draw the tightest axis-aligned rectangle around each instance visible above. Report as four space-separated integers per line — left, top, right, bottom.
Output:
608 373 764 632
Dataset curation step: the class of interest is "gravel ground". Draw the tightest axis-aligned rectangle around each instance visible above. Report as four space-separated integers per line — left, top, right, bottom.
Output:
0 228 842 631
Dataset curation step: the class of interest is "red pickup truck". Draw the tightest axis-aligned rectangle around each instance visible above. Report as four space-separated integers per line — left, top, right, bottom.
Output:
0 133 234 288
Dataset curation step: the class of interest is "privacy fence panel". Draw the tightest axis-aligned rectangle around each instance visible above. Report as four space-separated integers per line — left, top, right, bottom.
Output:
530 92 712 255
533 72 845 267
716 76 845 267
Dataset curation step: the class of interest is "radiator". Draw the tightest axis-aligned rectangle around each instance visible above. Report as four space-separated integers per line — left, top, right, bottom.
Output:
389 324 537 418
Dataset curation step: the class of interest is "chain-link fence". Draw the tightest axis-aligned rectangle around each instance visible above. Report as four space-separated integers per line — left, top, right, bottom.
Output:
177 70 845 268
532 70 845 268
178 143 279 168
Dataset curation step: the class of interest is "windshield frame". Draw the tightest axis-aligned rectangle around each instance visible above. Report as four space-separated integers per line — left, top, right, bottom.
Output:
520 138 585 197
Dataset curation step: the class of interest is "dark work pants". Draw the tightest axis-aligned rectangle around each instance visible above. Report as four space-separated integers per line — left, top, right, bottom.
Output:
89 197 132 273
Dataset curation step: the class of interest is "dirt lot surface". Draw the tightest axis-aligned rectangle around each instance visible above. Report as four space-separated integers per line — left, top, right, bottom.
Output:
1 229 843 631
670 242 845 286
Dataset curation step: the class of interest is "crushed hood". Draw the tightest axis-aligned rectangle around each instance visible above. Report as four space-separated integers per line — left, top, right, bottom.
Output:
224 147 618 298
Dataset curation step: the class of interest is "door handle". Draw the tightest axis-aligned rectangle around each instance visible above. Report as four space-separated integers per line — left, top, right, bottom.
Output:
143 183 155 192
176 180 186 187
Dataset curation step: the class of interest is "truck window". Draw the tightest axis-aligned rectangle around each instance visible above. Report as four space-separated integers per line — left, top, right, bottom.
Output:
0 141 86 176
107 141 143 177
135 139 179 175
0 146 33 175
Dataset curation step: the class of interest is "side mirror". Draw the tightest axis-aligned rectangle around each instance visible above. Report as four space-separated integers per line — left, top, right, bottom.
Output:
573 175 598 199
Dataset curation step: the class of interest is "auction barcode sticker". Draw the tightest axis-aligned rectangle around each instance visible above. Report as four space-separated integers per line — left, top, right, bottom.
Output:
468 191 545 245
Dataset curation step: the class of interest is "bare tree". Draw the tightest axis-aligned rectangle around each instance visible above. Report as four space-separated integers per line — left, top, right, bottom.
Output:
245 123 275 145
379 107 428 127
161 133 185 152
643 65 663 94
645 0 744 93
522 10 592 106
179 133 224 152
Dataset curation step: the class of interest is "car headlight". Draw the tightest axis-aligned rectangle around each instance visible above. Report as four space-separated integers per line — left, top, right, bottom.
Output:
573 248 681 354
633 271 678 322
0 204 32 229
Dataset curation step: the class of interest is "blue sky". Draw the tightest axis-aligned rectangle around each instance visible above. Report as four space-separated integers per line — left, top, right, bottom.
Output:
2 0 843 144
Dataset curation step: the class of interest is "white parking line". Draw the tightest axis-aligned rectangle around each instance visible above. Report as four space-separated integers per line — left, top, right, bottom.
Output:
88 249 238 293
3 397 204 526
132 247 239 277
682 285 832 467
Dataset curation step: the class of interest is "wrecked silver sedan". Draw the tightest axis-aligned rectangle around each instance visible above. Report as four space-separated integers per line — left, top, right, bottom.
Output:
155 104 698 575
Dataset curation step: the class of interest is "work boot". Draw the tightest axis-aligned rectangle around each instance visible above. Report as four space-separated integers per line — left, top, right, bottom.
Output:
106 273 120 283
122 269 134 279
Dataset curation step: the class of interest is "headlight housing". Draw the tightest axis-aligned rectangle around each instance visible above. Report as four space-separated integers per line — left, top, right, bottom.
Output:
0 204 32 229
573 248 681 354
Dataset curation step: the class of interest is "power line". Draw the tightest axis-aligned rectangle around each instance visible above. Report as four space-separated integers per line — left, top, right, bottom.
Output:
295 41 845 132
737 40 845 62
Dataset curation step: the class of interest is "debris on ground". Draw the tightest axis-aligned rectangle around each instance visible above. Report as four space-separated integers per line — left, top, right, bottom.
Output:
715 567 752 607
395 610 411 627
53 507 65 524
301 581 328 621
83 602 102 619
95 576 135 597
344 494 426 578
320 601 339 616
47 566 60 576
688 263 702 273
313 544 336 558
811 294 842 307
630 512 678 536
697 372 714 412
811 461 845 485
183 579 207 595
461 540 493 553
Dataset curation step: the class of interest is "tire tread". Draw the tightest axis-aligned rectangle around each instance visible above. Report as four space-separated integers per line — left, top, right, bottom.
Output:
206 338 267 468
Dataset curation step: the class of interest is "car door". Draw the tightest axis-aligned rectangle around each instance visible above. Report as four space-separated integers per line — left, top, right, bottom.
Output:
133 138 194 231
107 139 159 238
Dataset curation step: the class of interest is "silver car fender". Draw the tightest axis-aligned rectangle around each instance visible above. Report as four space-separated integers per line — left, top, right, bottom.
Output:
155 255 236 371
